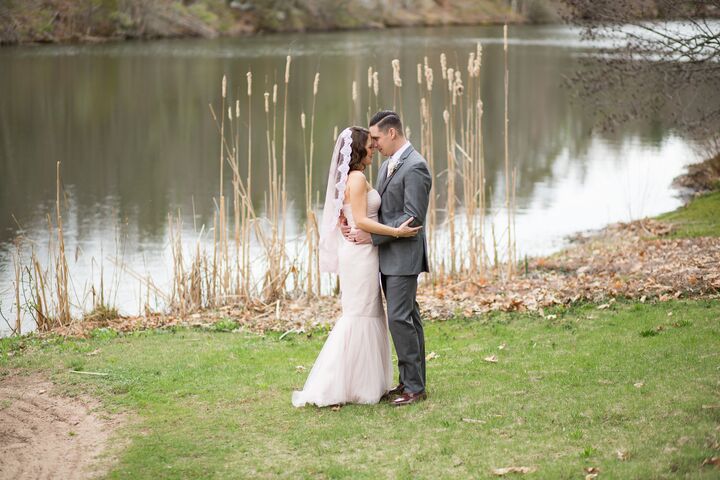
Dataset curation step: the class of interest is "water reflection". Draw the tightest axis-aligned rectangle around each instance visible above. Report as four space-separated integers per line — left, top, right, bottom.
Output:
0 25 704 333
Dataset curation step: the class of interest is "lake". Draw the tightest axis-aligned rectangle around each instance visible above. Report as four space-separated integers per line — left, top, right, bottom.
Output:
0 24 707 335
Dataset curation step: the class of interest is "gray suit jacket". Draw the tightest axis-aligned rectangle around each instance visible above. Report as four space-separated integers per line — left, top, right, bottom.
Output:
371 144 432 276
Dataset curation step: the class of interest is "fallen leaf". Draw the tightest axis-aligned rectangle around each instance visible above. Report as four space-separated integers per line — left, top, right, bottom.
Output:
585 474 598 480
426 351 439 361
667 311 673 317
546 314 557 320
295 365 306 372
331 405 342 412
702 457 720 468
491 466 536 475
633 382 644 388
484 355 498 363
86 349 101 356
616 449 629 461
498 343 507 350
597 304 610 310
584 467 600 474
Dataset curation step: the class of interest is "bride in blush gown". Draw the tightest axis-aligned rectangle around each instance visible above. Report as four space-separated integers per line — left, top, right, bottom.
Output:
292 126 421 407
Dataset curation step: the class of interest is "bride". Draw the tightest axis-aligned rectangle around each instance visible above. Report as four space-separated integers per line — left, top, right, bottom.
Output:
292 126 420 407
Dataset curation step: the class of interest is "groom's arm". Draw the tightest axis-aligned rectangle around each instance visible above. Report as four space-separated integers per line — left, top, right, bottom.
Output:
371 163 432 246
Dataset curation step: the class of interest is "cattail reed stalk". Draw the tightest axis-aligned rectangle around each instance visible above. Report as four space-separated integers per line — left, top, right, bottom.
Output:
55 161 70 326
503 24 513 279
352 80 358 123
392 59 403 118
245 71 253 297
309 73 320 295
372 71 379 110
367 66 373 124
443 109 456 274
281 57 291 281
32 249 49 330
301 111 313 296
13 249 21 334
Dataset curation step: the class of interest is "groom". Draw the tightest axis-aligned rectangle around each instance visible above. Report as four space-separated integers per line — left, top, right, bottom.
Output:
344 110 432 406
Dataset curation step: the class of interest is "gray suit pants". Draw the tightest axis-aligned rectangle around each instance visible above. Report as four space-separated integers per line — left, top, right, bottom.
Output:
381 274 426 394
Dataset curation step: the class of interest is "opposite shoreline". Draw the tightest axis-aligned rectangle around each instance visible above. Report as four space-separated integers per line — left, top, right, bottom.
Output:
1 0 538 47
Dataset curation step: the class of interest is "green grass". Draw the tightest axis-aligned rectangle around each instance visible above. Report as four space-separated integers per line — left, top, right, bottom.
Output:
2 300 719 479
657 191 720 238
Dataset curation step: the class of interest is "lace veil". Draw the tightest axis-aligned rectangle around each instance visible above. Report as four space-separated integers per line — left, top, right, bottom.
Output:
319 127 353 273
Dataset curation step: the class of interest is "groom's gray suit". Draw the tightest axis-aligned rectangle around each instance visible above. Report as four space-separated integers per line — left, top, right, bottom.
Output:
371 144 432 395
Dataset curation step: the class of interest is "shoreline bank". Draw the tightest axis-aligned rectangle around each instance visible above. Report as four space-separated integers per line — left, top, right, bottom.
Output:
1 0 535 47
22 154 717 338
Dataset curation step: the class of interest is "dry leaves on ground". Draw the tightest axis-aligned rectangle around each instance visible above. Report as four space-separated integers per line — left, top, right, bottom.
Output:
48 217 719 338
492 466 536 475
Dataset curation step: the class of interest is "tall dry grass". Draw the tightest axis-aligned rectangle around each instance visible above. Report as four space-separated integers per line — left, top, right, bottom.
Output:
9 31 518 334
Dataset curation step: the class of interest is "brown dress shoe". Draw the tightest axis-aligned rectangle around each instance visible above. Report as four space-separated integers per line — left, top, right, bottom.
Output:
392 391 427 406
387 383 405 396
380 383 405 402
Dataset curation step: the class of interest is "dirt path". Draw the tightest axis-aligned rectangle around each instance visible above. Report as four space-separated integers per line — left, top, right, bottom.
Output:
0 373 122 479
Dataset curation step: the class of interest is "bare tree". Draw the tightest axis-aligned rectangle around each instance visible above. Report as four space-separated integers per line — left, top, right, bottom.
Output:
561 0 720 155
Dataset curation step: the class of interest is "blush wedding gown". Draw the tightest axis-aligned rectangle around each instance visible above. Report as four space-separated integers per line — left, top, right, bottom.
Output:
292 189 393 407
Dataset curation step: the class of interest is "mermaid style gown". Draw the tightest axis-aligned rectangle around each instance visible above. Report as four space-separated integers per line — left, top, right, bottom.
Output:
292 189 393 407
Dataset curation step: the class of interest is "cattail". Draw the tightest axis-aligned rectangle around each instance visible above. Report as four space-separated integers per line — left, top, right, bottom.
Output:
425 65 433 91
424 55 429 70
372 71 379 97
440 53 447 80
222 75 227 98
246 71 252 96
447 67 454 92
235 100 240 118
228 106 232 121
272 84 277 104
352 80 357 102
392 59 402 87
313 73 319 96
417 63 422 85
264 92 269 112
367 66 373 89
443 109 450 123
454 70 464 96
284 55 291 84
467 52 475 76
421 97 427 118
301 112 306 130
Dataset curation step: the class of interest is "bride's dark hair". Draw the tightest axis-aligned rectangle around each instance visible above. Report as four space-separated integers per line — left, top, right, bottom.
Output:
348 126 370 172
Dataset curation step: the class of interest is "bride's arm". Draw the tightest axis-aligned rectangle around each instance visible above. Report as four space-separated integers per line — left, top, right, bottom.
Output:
347 172 412 238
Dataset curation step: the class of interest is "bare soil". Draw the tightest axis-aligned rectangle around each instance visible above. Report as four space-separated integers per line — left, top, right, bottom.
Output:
0 372 122 480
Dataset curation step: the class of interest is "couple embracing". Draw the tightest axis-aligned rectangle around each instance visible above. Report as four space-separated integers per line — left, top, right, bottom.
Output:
292 110 432 408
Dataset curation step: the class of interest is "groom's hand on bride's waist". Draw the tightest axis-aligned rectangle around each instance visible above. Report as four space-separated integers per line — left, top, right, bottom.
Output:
339 222 372 245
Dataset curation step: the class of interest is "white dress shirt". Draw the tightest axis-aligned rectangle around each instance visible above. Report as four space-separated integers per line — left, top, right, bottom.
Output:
387 141 411 178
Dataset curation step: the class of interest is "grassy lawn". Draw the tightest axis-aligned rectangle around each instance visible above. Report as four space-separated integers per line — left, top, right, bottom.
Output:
2 299 719 479
657 191 720 238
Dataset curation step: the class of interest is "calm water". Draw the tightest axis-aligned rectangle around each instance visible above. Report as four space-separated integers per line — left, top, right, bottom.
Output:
0 25 706 334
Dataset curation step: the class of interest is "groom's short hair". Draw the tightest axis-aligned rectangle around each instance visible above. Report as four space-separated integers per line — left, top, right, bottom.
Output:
370 110 403 136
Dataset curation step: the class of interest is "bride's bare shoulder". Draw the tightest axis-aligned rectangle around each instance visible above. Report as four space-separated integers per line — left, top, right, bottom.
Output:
347 170 367 184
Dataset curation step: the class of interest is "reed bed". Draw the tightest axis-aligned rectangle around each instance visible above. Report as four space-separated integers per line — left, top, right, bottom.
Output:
7 30 519 334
